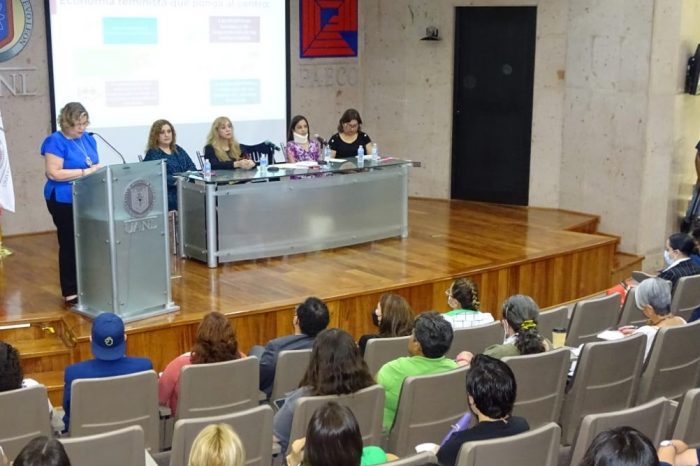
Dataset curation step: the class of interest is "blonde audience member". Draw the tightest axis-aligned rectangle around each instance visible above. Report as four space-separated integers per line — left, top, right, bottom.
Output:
187 424 245 466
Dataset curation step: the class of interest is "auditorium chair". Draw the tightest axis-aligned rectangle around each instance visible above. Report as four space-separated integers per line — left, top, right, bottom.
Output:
387 366 470 456
0 384 52 461
559 333 646 445
617 287 647 327
671 388 700 447
568 397 673 466
383 452 437 466
536 305 568 342
60 425 147 466
286 385 385 453
670 274 700 320
70 370 160 452
565 293 621 347
195 151 204 170
269 349 312 404
445 321 502 359
364 336 411 375
456 422 560 466
636 320 700 404
502 347 569 428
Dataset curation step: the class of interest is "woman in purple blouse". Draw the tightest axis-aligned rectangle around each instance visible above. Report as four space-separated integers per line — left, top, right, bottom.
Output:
285 115 321 162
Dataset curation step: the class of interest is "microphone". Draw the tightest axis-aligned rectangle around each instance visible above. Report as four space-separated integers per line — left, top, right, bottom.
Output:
88 132 126 164
314 134 326 146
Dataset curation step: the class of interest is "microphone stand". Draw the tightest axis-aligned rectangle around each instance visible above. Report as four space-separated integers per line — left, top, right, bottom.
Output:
89 132 127 164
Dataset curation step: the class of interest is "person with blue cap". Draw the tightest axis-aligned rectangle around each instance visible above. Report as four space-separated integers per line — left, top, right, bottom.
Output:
61 313 152 432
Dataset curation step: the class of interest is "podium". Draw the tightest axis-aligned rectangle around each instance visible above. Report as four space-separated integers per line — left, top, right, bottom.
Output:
72 161 179 322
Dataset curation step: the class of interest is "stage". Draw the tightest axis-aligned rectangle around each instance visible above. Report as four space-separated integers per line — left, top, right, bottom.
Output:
0 198 622 404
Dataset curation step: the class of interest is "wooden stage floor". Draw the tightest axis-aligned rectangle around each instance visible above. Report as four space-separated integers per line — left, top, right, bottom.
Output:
0 198 617 376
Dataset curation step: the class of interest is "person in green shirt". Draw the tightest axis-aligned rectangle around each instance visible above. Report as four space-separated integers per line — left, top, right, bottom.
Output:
443 278 495 329
377 312 458 430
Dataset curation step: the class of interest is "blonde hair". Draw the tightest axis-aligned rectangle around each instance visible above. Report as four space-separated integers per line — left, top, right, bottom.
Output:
187 424 245 466
206 116 242 162
58 102 89 132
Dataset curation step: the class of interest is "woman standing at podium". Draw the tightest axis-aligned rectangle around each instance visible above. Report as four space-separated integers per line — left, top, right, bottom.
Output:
203 116 256 170
41 102 102 308
144 119 196 211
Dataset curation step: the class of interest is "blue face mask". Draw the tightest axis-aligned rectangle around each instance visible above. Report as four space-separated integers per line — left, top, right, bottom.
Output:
663 250 674 266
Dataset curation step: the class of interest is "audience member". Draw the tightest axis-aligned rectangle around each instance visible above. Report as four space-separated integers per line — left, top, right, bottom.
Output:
187 423 245 466
579 427 658 466
456 294 550 366
358 293 414 356
657 233 700 291
377 312 457 430
251 297 330 399
442 278 494 329
159 312 243 415
689 226 700 267
62 313 152 431
273 328 375 452
437 354 528 466
12 436 71 466
658 438 700 466
0 341 22 392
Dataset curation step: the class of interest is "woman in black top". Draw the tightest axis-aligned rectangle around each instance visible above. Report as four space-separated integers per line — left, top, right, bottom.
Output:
203 116 256 170
328 108 373 159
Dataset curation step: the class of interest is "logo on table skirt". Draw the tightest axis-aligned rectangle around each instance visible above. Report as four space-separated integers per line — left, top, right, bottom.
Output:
300 0 357 58
0 0 33 62
123 179 154 218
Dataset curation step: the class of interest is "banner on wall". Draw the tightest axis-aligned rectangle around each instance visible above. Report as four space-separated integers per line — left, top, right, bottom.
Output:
300 0 358 58
0 109 14 212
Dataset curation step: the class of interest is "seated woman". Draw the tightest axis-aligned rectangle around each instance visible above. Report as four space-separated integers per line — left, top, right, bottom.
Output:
187 423 245 466
358 293 414 356
658 233 700 291
619 277 685 359
203 116 256 171
273 328 375 453
580 427 659 466
328 108 373 159
286 115 321 163
158 312 244 415
443 278 495 329
13 436 71 466
143 119 196 211
437 354 529 466
456 294 551 365
286 401 394 466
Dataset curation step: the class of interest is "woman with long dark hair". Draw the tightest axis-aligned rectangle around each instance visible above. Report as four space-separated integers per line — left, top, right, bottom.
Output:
358 293 414 355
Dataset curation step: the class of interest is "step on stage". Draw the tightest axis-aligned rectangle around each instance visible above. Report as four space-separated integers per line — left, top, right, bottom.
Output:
0 199 616 400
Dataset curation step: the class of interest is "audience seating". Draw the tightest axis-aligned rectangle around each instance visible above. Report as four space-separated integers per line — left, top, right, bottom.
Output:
502 347 570 428
287 385 385 452
617 287 647 327
269 349 312 403
364 336 411 375
456 422 561 466
536 305 569 342
0 385 52 461
387 366 470 457
445 321 502 359
671 388 700 447
565 293 621 347
636 320 700 404
383 451 437 466
70 370 160 452
559 333 646 445
670 274 700 321
568 397 672 466
60 425 147 466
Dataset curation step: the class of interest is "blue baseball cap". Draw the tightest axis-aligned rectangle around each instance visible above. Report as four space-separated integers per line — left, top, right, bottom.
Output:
91 313 126 361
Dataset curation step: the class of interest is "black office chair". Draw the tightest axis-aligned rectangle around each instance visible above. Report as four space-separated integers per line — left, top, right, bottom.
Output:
240 141 278 164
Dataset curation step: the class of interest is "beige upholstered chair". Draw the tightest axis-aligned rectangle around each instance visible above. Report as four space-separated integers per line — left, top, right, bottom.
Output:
387 366 470 456
670 274 700 320
502 347 570 428
70 370 160 452
456 422 561 466
617 287 647 327
671 388 700 447
384 452 437 466
537 305 569 341
446 321 502 359
559 333 646 445
565 293 621 347
364 336 411 375
0 385 51 461
270 349 312 403
60 425 146 466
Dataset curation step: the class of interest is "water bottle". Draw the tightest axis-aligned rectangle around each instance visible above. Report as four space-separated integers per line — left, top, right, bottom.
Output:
371 143 379 162
323 145 331 163
203 159 212 180
357 145 365 168
259 153 268 173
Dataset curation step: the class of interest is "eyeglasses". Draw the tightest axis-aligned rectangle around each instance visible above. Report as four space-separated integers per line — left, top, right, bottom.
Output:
343 122 359 130
444 289 452 297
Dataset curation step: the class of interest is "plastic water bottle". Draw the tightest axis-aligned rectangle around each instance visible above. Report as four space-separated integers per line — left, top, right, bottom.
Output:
259 153 268 173
203 159 212 180
371 143 379 162
323 145 331 163
357 146 365 168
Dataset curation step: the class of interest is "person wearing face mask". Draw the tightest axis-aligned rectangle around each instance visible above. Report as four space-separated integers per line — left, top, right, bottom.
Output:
443 278 494 329
357 293 414 356
285 115 321 163
656 233 700 292
455 295 551 366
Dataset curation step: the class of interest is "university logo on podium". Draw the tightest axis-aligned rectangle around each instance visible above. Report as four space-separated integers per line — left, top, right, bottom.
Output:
300 0 357 58
0 0 32 62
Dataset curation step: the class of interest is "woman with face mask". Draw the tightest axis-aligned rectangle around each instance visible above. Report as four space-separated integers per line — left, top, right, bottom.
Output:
285 115 321 163
357 293 414 356
657 232 700 292
442 278 494 329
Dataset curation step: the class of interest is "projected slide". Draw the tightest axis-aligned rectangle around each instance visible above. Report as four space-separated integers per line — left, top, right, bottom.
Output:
47 0 287 163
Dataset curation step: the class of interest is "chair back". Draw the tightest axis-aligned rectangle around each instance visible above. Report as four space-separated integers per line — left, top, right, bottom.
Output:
240 142 277 164
565 293 621 347
195 150 204 169
177 357 259 420
70 370 160 451
446 321 502 359
537 306 569 341
670 274 700 320
364 336 410 375
388 452 438 466
270 349 312 402
287 385 385 452
137 154 144 162
671 388 700 446
617 287 647 327
559 333 646 445
502 348 570 428
456 422 561 466
169 405 273 466
60 425 146 466
636 320 700 404
569 397 672 466
387 366 469 456
0 385 51 461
